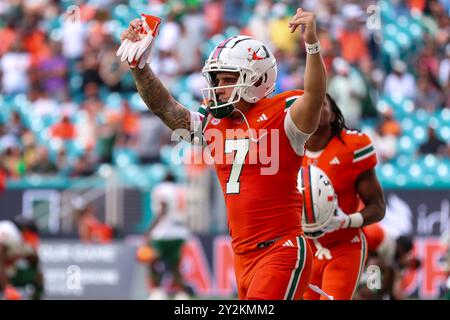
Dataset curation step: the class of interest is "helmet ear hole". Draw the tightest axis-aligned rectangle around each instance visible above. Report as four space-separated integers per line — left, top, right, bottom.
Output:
254 77 263 87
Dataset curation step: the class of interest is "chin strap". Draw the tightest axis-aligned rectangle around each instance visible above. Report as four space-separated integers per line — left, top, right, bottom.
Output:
192 103 268 144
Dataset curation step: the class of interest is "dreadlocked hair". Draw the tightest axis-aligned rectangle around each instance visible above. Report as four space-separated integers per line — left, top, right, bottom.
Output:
326 93 349 144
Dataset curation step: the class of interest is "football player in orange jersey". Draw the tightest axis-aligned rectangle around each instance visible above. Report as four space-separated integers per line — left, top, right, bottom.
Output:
301 94 386 300
121 8 327 299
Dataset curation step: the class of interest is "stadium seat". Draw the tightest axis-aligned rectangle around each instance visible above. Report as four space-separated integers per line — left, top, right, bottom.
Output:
391 154 410 169
379 162 396 179
407 162 424 183
129 92 147 112
112 4 131 22
438 126 450 141
105 92 123 110
438 108 450 124
399 99 415 115
69 74 83 94
113 148 139 167
380 1 395 24
120 72 135 90
397 136 417 155
381 39 400 60
65 140 85 160
394 171 408 187
400 118 414 135
436 161 450 185
377 162 405 188
178 92 195 108
30 118 45 133
414 109 431 125
418 155 438 174
411 126 427 144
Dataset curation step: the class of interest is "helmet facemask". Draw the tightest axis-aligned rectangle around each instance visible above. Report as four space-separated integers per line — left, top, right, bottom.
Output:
201 68 253 119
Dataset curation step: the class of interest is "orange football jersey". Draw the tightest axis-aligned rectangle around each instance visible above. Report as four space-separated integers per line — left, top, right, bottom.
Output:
202 90 305 254
302 129 377 247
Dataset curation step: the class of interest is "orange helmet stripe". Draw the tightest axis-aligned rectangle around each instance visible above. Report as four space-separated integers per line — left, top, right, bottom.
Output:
302 165 316 224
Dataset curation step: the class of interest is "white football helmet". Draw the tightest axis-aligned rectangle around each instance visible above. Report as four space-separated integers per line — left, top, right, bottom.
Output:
201 35 277 118
297 165 337 239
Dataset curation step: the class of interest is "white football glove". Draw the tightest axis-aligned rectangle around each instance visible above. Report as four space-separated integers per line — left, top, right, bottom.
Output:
117 14 161 69
323 208 364 234
322 207 351 234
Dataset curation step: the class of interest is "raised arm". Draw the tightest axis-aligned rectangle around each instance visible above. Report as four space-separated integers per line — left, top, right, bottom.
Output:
288 8 327 134
122 19 191 133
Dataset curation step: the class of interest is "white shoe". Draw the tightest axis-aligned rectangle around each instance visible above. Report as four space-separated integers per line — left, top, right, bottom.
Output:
147 288 168 300
173 292 190 300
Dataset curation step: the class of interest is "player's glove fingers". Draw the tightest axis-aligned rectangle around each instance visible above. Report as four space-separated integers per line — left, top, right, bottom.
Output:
120 40 133 62
120 40 130 62
128 40 141 63
135 34 153 61
117 39 129 57
146 39 155 64
138 46 152 69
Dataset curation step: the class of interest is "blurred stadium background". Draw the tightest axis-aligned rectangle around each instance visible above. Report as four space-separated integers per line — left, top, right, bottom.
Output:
0 0 449 299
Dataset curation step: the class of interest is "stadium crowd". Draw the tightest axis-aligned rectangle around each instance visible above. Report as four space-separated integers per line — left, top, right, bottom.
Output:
0 0 449 182
0 0 449 301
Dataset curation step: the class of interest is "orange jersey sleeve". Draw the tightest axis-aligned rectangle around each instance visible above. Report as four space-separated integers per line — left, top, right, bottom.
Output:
348 130 377 176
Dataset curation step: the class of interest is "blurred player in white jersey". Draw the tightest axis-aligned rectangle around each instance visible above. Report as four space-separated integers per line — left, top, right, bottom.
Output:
144 172 191 300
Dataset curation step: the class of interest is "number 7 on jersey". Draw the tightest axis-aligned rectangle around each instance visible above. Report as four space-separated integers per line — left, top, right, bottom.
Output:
225 139 250 194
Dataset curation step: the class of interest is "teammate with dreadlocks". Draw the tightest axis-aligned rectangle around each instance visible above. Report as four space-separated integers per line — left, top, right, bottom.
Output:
300 93 386 300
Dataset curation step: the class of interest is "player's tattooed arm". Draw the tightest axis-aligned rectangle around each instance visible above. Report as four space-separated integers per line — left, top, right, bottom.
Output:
122 18 191 134
130 65 191 132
